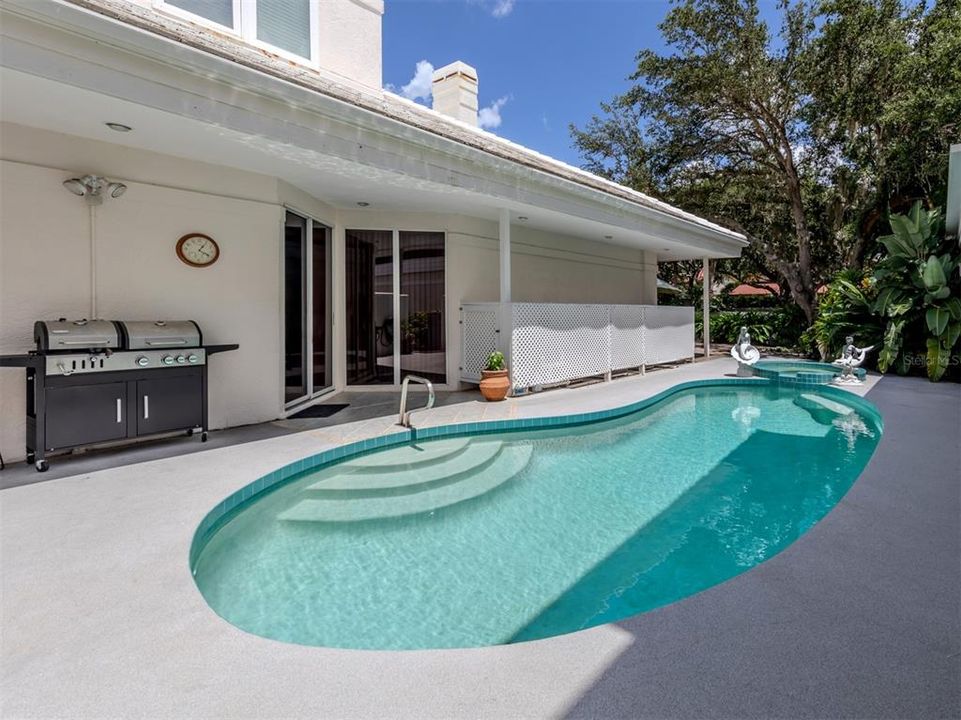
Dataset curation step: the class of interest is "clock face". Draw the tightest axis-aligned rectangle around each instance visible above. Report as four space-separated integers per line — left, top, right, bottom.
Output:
176 233 220 267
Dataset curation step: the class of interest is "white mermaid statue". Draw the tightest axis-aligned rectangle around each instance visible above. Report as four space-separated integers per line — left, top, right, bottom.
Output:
730 326 761 376
832 336 873 385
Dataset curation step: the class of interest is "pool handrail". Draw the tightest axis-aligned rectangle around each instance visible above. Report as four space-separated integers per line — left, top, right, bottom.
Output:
398 375 435 427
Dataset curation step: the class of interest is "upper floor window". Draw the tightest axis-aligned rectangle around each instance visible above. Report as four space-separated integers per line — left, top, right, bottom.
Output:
161 0 315 64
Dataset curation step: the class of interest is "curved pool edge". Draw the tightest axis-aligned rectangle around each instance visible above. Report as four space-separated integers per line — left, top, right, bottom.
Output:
188 377 883 571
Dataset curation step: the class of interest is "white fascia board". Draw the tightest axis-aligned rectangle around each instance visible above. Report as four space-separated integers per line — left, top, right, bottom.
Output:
1 0 747 257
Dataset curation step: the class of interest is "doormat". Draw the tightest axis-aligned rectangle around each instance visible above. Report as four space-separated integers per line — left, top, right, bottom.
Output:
288 404 349 419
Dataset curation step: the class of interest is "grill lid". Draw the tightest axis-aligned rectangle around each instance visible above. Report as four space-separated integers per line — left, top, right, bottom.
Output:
119 320 201 350
34 319 120 352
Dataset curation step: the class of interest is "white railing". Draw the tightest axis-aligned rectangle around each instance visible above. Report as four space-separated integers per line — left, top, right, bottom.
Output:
460 302 695 388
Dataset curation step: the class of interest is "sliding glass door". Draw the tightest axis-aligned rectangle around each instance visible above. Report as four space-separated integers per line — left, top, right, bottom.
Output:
346 229 445 386
284 210 332 406
399 231 446 383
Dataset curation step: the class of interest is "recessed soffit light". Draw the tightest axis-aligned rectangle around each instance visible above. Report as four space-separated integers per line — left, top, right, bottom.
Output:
105 122 132 132
517 216 528 221
357 201 370 207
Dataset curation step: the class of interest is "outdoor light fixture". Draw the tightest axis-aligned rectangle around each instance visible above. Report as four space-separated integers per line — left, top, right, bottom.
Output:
356 201 370 207
105 122 132 132
517 216 528 221
62 175 127 205
604 235 613 240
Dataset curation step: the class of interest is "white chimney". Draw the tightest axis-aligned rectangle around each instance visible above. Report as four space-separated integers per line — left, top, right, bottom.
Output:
431 61 478 126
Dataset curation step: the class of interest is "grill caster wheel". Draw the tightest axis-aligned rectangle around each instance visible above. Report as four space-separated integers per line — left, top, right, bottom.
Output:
186 429 194 437
26 452 35 465
35 460 48 473
201 431 208 443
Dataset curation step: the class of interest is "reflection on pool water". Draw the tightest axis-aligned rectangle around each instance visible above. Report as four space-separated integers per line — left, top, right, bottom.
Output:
193 383 881 650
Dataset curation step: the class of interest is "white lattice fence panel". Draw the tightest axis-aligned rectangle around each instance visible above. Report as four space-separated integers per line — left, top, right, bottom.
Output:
643 305 695 365
510 303 610 387
610 304 646 370
460 304 500 383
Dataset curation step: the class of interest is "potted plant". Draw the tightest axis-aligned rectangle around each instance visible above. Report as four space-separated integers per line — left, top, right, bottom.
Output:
479 351 510 401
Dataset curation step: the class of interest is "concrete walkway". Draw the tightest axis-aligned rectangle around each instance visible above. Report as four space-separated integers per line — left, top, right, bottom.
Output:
1 359 957 719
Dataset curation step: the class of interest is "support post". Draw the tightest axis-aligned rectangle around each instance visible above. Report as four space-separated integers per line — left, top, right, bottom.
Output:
498 209 512 390
499 208 511 304
702 257 711 358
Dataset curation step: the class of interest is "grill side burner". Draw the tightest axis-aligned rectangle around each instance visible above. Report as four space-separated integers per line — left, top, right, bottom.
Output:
1 319 237 472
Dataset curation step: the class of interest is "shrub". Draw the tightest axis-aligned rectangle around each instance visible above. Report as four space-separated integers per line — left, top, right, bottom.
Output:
807 270 883 363
872 203 960 381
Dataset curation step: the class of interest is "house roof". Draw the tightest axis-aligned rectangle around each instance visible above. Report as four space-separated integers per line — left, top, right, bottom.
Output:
656 278 682 294
729 282 780 296
61 0 747 247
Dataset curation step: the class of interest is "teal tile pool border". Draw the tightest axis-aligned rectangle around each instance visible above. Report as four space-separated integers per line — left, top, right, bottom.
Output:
752 360 867 386
188 377 883 570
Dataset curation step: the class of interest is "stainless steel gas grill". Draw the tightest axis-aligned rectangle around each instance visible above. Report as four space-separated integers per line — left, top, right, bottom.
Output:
1 319 237 472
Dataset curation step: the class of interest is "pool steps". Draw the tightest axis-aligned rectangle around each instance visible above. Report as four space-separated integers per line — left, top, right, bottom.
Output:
302 439 503 494
316 436 473 478
793 392 859 425
277 440 533 523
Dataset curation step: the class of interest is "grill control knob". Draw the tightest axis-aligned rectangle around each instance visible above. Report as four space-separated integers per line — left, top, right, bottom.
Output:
187 354 199 364
136 356 149 367
161 355 175 366
176 355 186 364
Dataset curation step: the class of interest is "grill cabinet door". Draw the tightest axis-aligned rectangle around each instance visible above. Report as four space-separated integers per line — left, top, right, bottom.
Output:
45 383 127 449
136 375 203 435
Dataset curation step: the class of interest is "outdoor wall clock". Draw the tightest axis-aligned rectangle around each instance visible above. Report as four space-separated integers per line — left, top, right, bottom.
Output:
176 233 220 268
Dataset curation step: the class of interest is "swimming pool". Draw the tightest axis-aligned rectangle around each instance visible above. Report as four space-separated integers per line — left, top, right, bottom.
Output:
752 359 867 384
192 381 881 650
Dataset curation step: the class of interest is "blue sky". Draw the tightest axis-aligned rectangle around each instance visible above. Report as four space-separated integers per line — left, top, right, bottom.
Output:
382 0 676 167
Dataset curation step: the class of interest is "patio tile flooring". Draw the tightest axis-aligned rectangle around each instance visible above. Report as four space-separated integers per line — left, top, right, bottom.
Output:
2 357 957 719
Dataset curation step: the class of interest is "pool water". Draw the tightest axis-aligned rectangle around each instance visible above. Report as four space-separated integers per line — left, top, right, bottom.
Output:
193 384 881 650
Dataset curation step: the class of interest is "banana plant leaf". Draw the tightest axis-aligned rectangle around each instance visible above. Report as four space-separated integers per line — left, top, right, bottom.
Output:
922 255 947 291
926 338 951 381
926 307 950 337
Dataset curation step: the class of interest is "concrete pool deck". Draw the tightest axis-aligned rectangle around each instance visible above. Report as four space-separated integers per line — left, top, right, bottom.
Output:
2 358 958 719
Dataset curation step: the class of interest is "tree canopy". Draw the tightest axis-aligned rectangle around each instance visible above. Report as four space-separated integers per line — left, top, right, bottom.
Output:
572 0 961 325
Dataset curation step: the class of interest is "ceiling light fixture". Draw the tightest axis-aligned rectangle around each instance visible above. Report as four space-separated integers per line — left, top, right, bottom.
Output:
517 216 528 221
357 201 370 207
604 235 613 240
105 122 133 132
62 175 127 205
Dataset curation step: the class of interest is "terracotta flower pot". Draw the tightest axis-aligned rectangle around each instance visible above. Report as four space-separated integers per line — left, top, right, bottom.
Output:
479 369 510 402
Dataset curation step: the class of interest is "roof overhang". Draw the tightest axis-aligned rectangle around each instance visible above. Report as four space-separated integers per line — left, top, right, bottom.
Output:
0 0 748 260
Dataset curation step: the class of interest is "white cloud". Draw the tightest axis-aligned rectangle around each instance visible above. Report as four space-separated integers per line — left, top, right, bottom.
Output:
478 96 510 130
491 0 515 18
398 60 434 103
467 0 515 18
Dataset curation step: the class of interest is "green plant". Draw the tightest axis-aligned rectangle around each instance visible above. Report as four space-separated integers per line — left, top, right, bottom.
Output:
872 202 960 381
485 351 505 372
400 312 429 351
808 270 882 362
696 310 776 345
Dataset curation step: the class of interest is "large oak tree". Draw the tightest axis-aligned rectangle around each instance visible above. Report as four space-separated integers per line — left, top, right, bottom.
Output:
572 0 960 325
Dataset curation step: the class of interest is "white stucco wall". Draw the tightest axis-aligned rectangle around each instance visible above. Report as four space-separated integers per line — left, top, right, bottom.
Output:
316 0 384 89
0 123 660 462
122 0 384 89
0 124 294 462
